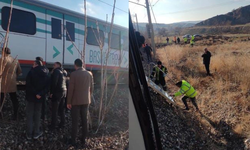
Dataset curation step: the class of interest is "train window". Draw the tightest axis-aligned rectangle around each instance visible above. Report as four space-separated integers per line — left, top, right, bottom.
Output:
87 27 104 46
66 22 75 42
51 18 62 39
1 7 36 35
123 36 128 51
110 33 120 50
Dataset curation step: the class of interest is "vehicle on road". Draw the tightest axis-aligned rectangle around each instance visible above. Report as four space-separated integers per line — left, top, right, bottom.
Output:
193 34 203 39
182 34 191 39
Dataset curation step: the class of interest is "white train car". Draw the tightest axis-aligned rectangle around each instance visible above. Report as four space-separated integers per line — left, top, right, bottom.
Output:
0 0 128 83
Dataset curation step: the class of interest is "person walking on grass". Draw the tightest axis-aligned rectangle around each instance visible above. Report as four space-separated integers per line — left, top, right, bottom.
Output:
25 60 50 140
202 48 212 76
0 47 22 120
184 37 188 44
177 37 180 44
67 59 94 147
166 37 169 44
172 80 199 111
49 62 67 130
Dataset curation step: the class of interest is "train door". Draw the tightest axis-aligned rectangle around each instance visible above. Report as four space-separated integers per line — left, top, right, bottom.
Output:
63 15 80 66
46 10 63 65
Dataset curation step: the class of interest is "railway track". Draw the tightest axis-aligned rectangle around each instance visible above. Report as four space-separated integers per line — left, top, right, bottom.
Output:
17 83 128 91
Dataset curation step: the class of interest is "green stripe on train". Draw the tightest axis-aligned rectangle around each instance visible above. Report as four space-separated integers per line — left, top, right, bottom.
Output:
36 18 45 24
0 0 126 35
37 28 51 34
1 0 45 13
75 29 85 35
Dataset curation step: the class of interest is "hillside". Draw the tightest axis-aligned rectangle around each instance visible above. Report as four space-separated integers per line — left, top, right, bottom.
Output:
196 5 250 26
137 21 199 35
152 39 250 149
138 21 199 29
182 23 250 35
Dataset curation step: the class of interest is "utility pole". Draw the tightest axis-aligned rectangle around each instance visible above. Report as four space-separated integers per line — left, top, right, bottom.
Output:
135 13 139 31
145 0 156 59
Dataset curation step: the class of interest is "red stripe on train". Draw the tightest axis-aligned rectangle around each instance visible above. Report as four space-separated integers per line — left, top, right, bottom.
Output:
19 60 46 65
86 64 122 69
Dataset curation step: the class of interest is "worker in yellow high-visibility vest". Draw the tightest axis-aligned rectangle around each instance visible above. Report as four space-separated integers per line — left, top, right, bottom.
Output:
190 40 194 47
172 80 199 111
191 35 195 41
150 61 168 91
190 35 195 47
184 37 187 44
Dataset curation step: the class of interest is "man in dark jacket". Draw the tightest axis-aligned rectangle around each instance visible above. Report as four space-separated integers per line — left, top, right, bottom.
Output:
177 37 180 44
26 60 49 140
144 44 152 63
202 48 212 76
150 61 168 91
35 57 49 121
49 62 67 129
166 37 169 44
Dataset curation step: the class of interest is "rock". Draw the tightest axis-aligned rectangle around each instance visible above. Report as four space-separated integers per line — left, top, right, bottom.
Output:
245 138 250 150
0 86 128 149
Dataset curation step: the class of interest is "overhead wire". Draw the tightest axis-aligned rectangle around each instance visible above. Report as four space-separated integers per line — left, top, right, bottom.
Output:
152 0 160 6
97 0 128 13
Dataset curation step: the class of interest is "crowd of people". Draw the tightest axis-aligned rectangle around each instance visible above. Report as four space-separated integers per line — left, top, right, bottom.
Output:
166 36 181 44
141 40 212 112
0 47 94 147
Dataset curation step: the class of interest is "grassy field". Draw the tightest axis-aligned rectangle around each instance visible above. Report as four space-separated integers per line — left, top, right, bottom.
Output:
156 40 250 138
154 34 250 46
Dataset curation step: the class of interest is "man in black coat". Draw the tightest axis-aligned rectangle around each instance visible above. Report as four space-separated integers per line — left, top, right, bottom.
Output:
26 60 50 140
166 37 169 44
144 44 152 63
35 57 49 121
202 48 212 76
49 62 67 129
177 37 180 44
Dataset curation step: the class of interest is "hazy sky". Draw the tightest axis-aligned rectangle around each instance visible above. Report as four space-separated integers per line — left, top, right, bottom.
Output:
39 0 128 27
129 0 250 24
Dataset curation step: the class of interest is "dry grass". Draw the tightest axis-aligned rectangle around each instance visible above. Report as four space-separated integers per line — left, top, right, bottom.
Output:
157 40 250 137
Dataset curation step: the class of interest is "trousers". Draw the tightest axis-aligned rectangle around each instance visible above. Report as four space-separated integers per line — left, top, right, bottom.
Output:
51 91 66 128
0 92 19 117
26 101 42 136
71 104 89 144
182 96 199 110
204 63 210 75
155 79 167 91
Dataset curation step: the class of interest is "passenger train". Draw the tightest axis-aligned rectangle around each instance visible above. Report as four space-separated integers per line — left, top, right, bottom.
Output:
0 0 128 84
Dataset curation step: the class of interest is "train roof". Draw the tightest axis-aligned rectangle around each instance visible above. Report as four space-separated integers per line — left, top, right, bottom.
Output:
16 0 127 30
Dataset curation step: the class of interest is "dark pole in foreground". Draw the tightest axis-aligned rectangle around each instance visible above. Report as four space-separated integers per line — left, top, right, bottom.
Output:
129 12 162 150
145 0 156 59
